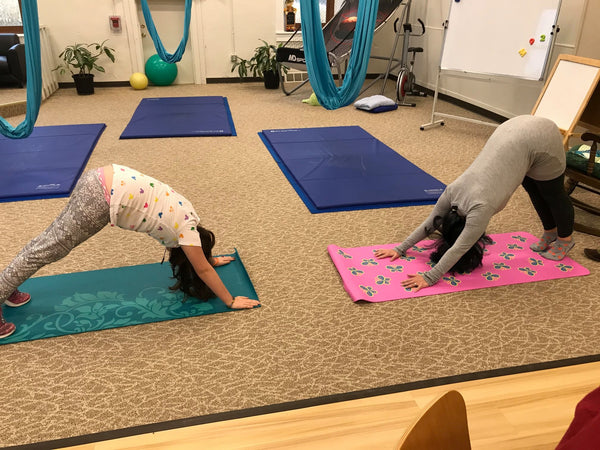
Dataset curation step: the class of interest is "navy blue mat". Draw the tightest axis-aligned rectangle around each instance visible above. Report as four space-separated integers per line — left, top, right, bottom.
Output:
0 123 106 202
259 126 445 213
120 96 237 139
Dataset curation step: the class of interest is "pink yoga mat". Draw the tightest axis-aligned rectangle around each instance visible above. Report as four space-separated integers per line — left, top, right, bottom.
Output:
328 232 590 302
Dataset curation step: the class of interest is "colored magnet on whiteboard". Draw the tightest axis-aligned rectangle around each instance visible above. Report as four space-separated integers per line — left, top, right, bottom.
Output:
519 48 527 57
540 34 546 42
529 38 535 45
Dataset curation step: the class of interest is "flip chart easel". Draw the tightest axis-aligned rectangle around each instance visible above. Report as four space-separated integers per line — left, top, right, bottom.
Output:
532 54 600 149
421 0 561 131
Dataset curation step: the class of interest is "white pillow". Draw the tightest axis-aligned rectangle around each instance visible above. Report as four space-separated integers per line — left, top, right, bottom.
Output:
354 95 396 111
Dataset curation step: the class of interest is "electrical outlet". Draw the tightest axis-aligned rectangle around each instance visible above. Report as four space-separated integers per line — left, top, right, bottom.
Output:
230 54 237 62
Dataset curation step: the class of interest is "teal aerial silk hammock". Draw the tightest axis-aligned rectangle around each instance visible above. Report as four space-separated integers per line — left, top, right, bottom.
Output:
300 0 379 110
141 0 192 63
0 0 42 139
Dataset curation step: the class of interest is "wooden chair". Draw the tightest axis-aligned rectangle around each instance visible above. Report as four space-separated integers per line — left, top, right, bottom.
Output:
565 132 600 236
395 390 472 450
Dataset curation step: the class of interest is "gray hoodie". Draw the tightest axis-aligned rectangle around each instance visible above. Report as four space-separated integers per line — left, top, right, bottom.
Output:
394 115 565 285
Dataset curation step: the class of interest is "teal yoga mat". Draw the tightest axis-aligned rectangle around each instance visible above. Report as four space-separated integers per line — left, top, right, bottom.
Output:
1 250 258 345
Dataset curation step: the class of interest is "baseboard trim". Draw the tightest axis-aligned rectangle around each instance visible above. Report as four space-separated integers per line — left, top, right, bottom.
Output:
57 81 131 89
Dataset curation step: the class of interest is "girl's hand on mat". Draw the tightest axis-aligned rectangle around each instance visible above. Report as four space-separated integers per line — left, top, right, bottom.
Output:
374 249 400 261
401 274 429 292
230 296 260 309
213 256 235 266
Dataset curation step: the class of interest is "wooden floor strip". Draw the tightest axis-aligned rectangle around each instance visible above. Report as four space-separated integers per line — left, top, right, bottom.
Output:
59 361 600 450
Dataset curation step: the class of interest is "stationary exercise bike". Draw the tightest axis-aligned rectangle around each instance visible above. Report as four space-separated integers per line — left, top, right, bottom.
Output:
397 46 427 106
394 0 426 106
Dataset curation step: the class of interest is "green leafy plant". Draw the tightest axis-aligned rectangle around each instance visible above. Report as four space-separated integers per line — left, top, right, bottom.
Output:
54 40 116 76
231 39 288 79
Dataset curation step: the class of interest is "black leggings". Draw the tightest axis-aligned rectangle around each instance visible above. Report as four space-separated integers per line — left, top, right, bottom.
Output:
522 174 574 238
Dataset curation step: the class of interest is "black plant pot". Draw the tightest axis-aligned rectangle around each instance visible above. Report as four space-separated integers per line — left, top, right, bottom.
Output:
263 70 280 89
73 73 95 95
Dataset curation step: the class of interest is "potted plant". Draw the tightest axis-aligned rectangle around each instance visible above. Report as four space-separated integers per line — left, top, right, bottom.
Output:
231 39 287 89
54 40 115 95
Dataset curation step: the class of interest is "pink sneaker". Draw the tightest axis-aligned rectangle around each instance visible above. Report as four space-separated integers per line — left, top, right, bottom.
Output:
4 290 31 307
0 314 16 339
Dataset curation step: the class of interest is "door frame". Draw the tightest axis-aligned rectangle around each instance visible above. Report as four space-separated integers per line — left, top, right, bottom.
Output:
121 0 207 84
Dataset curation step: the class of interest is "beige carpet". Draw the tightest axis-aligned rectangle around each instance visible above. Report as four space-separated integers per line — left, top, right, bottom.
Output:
0 86 26 104
0 86 26 118
0 81 598 447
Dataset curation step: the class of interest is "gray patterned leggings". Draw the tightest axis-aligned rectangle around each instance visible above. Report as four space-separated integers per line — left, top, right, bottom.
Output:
0 170 110 304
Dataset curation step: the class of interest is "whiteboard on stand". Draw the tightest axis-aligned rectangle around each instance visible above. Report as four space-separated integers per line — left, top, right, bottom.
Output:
440 0 561 80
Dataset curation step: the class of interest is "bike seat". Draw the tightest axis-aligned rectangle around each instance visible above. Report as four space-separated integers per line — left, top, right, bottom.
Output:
408 47 423 53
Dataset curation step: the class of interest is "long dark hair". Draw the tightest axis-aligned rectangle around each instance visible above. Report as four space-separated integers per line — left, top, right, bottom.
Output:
428 207 492 274
168 226 216 301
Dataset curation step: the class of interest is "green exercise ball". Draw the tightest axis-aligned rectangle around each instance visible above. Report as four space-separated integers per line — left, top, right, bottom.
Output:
144 54 178 86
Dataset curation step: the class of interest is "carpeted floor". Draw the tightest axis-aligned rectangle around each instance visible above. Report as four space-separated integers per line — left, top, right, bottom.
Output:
0 86 26 104
0 81 598 448
0 86 26 116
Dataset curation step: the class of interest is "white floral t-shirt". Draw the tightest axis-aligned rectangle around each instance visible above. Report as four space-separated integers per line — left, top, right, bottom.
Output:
108 164 202 248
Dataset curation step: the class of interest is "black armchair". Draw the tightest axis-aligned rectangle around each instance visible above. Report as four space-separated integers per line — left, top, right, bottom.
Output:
0 33 26 88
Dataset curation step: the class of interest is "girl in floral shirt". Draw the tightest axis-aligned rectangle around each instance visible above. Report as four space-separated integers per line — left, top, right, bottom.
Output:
0 164 258 338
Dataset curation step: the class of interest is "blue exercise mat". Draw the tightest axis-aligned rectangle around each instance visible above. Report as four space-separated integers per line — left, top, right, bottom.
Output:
1 250 258 345
259 126 445 213
0 123 106 202
120 96 237 138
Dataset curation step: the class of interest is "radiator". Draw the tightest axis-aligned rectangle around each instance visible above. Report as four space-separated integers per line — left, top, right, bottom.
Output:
38 26 58 100
285 71 309 82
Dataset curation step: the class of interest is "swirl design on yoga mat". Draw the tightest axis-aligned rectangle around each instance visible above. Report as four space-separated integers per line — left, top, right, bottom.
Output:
1 254 257 344
3 288 217 342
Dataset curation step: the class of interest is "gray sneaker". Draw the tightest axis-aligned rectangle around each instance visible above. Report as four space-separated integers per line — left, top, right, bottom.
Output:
540 240 575 261
530 233 557 252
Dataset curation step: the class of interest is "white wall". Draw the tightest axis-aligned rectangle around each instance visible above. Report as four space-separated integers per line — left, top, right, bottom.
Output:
36 0 591 118
37 0 277 82
38 0 135 82
576 0 600 59
202 0 276 78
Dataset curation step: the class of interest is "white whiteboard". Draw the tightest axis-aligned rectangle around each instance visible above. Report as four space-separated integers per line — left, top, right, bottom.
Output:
440 0 561 80
533 59 600 131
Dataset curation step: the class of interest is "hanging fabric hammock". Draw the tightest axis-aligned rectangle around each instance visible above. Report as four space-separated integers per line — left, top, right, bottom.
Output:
0 0 42 139
299 0 379 110
141 0 192 63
